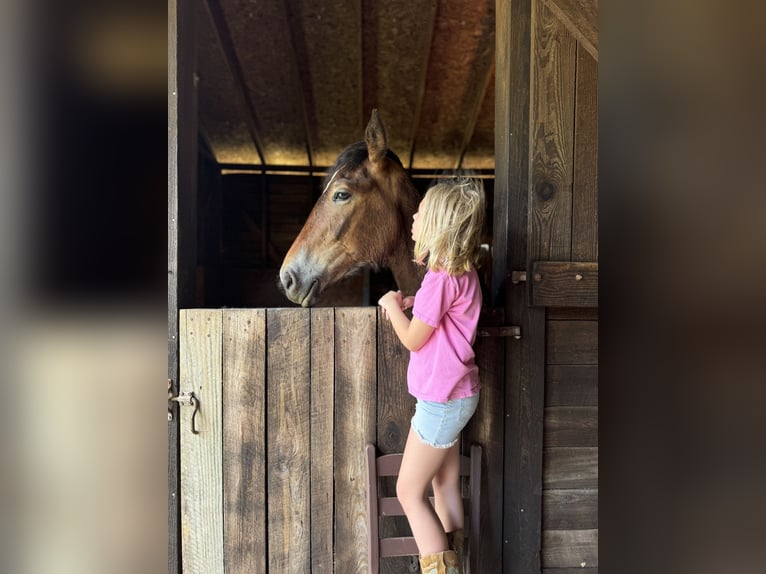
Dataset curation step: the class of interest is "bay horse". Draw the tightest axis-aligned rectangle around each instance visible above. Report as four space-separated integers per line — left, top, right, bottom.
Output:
279 110 425 307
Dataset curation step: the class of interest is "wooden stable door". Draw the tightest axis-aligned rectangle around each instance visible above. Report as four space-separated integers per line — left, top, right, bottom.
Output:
177 307 503 574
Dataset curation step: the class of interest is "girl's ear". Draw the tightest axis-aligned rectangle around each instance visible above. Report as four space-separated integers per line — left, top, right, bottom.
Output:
365 108 388 165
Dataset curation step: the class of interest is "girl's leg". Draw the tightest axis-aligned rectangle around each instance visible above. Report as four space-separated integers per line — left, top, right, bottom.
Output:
431 441 463 533
396 427 451 556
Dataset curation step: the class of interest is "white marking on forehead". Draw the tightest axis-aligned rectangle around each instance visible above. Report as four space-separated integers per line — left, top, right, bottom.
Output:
320 169 340 196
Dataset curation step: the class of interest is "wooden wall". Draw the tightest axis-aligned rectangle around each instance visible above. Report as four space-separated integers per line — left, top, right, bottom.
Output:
178 307 503 574
527 0 599 571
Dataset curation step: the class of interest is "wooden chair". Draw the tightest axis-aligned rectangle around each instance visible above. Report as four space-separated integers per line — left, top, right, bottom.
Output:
365 443 482 574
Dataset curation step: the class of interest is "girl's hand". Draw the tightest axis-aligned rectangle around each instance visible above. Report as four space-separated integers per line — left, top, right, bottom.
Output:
378 290 403 320
401 296 415 311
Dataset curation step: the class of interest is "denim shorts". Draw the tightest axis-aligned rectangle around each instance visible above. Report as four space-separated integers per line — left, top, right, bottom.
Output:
411 393 480 449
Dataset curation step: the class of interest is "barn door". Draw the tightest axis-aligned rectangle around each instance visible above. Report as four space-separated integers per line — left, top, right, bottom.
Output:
495 0 598 572
176 307 504 573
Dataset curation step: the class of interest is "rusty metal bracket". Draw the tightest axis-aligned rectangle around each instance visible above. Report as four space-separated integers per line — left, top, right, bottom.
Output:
511 271 527 284
168 378 200 435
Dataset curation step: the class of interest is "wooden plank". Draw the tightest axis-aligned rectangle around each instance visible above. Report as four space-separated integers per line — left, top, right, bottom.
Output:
266 309 311 573
311 308 335 573
547 307 598 320
531 261 598 308
545 365 598 406
530 0 576 263
543 448 598 489
335 308 377 574
547 321 598 365
492 0 525 305
542 488 598 530
463 334 504 573
179 309 223 574
376 308 415 574
572 45 598 261
222 310 266 574
544 407 598 447
542 569 597 574
542 0 598 60
168 0 197 570
542 529 598 568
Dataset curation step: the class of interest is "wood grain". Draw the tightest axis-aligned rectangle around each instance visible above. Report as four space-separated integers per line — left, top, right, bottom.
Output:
334 308 377 574
545 365 598 406
530 0 576 262
542 528 598 568
543 447 598 489
179 309 224 574
376 308 415 574
311 308 335 573
464 335 504 573
572 44 598 261
531 261 598 307
546 320 598 365
542 0 598 60
542 488 598 530
223 310 266 574
267 309 311 573
544 406 598 447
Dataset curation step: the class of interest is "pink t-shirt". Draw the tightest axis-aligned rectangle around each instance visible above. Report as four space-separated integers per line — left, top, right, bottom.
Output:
408 267 482 402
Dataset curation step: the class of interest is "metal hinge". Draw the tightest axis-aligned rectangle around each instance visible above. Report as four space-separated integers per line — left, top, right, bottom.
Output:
168 378 200 435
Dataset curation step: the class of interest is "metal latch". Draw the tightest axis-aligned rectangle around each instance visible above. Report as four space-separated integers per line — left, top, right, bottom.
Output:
168 379 200 435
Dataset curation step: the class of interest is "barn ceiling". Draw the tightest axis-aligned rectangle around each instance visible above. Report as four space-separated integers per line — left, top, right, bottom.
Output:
196 0 497 173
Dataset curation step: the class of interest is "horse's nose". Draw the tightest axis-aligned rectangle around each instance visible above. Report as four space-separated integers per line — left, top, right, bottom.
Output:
280 267 296 293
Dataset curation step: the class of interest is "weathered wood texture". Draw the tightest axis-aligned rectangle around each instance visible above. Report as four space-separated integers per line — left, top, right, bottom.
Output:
335 308 378 574
464 333 504 573
572 45 598 260
311 308 336 573
530 0 576 263
179 310 224 574
376 309 415 574
531 261 598 307
267 309 312 572
542 0 598 60
168 0 197 570
179 307 503 573
223 310 266 574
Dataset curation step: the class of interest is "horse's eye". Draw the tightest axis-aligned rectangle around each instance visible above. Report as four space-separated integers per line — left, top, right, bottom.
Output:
332 190 351 203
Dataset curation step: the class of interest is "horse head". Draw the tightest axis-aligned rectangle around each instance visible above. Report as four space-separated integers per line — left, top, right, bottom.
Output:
279 110 424 307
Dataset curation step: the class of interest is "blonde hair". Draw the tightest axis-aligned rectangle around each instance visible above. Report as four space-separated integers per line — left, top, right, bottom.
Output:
414 177 486 275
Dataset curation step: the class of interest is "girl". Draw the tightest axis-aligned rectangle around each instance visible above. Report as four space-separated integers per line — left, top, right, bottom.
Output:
378 177 485 574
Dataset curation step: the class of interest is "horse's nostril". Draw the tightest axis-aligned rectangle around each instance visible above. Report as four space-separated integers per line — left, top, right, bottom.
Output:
281 268 295 291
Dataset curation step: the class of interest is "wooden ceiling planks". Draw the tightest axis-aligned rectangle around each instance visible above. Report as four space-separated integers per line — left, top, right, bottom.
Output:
198 0 262 164
362 0 438 168
410 0 495 169
218 0 308 166
196 0 500 171
284 0 364 168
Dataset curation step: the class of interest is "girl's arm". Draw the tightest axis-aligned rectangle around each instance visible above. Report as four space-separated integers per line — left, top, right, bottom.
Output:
378 291 435 352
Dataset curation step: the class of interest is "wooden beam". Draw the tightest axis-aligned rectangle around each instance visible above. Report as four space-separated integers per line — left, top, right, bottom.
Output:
530 261 598 307
168 0 197 571
203 0 266 165
542 0 598 60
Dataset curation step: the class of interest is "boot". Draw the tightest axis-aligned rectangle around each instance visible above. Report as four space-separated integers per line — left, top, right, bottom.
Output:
419 550 461 574
446 529 465 572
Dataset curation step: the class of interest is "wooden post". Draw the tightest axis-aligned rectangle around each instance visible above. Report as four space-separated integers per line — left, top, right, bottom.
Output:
496 0 546 573
168 0 197 571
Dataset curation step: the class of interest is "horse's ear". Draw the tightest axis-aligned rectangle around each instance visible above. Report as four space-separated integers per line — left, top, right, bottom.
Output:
365 109 388 165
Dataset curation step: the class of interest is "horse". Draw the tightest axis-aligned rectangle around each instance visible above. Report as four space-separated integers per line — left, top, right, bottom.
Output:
279 110 426 307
